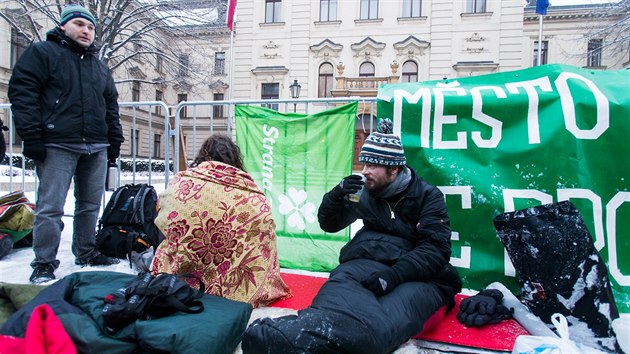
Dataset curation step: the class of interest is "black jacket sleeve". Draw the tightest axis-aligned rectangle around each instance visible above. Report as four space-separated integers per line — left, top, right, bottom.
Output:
103 66 124 146
391 185 452 282
7 44 48 141
317 190 358 233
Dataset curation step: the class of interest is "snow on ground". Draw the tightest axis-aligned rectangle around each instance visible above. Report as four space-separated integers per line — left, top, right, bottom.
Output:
1 168 628 353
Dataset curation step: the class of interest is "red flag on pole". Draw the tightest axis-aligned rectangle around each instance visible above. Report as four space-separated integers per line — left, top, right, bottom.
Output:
227 0 236 31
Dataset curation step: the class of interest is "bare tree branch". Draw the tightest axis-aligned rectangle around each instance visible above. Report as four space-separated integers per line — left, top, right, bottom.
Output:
582 0 630 59
2 0 227 92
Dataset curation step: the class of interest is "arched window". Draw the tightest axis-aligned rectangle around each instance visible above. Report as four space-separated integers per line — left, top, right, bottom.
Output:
359 62 375 77
318 62 334 97
401 60 418 83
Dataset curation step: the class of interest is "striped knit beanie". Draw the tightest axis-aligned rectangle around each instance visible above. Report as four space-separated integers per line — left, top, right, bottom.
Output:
358 118 407 166
59 5 96 27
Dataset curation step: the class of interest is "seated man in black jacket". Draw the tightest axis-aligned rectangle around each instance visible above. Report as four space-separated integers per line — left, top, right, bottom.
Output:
243 119 461 354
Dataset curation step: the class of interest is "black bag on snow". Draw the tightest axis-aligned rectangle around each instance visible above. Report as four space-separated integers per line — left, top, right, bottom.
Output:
0 120 7 161
102 272 205 334
493 201 619 351
96 183 163 260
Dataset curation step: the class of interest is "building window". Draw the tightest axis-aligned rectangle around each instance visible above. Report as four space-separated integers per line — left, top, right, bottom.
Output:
178 93 188 118
359 62 375 77
10 29 29 69
178 54 189 76
402 0 421 17
360 0 378 19
401 60 418 82
466 0 486 13
132 82 141 101
320 0 337 21
153 134 162 158
318 62 334 98
533 40 548 66
155 90 163 116
213 93 225 118
214 52 225 75
156 55 163 73
130 129 140 157
587 39 603 67
261 83 279 111
265 0 281 23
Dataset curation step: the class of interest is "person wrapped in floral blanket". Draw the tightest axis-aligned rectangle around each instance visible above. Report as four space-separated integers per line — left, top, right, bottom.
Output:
151 134 291 307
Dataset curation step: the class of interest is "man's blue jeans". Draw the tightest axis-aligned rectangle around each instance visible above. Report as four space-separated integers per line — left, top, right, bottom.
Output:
31 147 107 269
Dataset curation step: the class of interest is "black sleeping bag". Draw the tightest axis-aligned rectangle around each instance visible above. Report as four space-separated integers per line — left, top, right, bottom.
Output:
242 230 458 354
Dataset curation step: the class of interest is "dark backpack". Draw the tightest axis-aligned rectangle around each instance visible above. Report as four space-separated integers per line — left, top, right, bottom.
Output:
102 272 205 334
0 120 7 161
96 184 163 261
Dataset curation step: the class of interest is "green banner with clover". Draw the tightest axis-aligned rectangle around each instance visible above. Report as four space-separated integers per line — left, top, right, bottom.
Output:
235 102 357 271
377 64 630 312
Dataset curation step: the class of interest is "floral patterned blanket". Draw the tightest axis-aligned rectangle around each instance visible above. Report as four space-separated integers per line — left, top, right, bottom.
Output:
151 161 291 307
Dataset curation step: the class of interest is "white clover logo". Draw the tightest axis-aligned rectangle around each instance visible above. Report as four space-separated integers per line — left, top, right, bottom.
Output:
278 187 317 230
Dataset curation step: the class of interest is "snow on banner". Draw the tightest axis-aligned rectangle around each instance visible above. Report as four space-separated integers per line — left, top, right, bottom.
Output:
377 64 630 313
235 102 357 272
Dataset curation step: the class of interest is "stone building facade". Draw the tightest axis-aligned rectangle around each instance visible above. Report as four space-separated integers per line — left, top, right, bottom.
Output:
1 0 627 161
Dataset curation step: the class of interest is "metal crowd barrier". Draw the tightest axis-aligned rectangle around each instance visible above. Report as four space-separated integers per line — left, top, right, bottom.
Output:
1 97 377 195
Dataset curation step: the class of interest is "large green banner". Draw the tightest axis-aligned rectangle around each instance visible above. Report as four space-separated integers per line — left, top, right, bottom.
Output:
235 102 357 271
377 64 630 312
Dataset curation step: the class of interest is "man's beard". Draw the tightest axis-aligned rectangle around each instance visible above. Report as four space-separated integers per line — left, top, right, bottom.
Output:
365 169 395 195
366 181 387 195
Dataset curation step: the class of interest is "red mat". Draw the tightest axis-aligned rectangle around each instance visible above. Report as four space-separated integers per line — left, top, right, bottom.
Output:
271 272 328 310
415 294 529 352
270 272 529 352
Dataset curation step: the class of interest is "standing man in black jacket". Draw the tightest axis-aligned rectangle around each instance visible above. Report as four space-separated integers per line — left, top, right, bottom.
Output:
8 5 125 283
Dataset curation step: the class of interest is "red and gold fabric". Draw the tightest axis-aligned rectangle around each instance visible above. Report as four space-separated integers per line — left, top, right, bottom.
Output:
151 161 291 308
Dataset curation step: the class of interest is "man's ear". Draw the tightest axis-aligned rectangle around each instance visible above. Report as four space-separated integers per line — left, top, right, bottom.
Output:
388 166 400 178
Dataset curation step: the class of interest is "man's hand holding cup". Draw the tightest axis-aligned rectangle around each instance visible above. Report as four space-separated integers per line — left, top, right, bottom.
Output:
330 174 366 202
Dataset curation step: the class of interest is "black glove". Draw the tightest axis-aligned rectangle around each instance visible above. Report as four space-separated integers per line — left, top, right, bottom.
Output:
361 268 401 297
459 289 503 315
108 144 120 164
457 289 513 327
456 303 513 327
329 174 365 201
23 141 46 162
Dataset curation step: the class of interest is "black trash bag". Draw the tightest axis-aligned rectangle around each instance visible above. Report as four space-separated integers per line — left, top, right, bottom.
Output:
0 120 7 160
493 201 619 351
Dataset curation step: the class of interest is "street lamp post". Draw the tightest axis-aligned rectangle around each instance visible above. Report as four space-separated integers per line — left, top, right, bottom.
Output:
289 79 301 112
